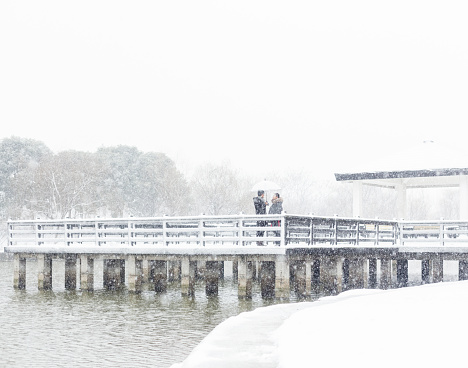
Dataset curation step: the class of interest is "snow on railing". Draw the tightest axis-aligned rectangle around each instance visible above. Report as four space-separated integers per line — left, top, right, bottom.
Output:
6 215 399 248
400 220 468 247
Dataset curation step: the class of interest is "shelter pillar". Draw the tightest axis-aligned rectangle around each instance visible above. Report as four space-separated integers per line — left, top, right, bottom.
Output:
460 176 468 220
396 183 407 219
353 181 363 217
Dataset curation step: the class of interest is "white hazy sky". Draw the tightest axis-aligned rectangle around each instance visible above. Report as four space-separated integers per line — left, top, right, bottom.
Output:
1 1 468 179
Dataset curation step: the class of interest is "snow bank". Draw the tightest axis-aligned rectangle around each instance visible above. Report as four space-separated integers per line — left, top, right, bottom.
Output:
172 282 468 367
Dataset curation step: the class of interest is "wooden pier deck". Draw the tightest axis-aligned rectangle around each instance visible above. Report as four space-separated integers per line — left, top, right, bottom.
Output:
5 214 468 298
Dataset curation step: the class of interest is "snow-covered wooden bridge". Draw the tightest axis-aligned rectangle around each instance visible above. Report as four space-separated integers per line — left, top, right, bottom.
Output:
5 214 468 298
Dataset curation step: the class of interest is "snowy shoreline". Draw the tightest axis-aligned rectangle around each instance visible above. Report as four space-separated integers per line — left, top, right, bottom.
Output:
173 280 468 367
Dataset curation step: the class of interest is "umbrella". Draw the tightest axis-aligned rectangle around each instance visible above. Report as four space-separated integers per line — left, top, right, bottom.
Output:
251 179 281 192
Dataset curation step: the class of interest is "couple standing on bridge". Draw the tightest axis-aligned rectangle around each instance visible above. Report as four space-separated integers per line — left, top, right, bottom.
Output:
253 190 283 245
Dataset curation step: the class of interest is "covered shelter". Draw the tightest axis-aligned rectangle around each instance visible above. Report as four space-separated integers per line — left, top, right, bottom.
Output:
334 141 468 220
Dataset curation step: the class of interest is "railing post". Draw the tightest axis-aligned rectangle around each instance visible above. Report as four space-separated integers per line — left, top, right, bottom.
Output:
238 215 244 246
95 219 99 246
199 216 205 246
65 222 70 246
35 221 40 246
355 221 360 245
375 222 380 246
8 221 13 246
334 215 338 245
309 216 314 245
162 216 168 246
128 220 133 246
439 220 444 247
280 213 286 247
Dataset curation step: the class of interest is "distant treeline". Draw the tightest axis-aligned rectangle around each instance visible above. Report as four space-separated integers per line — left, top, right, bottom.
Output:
0 137 255 220
1 136 457 223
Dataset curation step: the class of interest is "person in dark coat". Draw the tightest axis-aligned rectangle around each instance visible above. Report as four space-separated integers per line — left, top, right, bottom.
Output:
269 193 283 243
253 190 268 244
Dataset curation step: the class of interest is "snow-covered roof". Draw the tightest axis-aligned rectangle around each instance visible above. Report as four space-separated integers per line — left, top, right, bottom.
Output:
335 141 468 188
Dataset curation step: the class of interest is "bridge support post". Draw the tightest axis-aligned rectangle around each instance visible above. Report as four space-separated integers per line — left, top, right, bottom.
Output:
396 259 408 287
142 258 149 285
320 257 343 295
306 260 312 295
206 261 220 296
80 255 94 291
13 253 26 290
37 254 52 290
433 258 444 283
421 260 432 284
232 261 238 280
65 256 77 290
196 260 206 280
238 258 252 299
312 259 320 292
459 260 468 280
152 260 167 292
348 259 368 289
260 261 275 298
168 260 181 282
181 258 195 296
369 258 377 288
127 256 142 293
275 255 290 299
293 261 311 297
380 259 391 289
103 259 125 290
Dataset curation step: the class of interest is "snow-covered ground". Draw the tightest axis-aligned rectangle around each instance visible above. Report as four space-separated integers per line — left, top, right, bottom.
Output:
172 280 468 368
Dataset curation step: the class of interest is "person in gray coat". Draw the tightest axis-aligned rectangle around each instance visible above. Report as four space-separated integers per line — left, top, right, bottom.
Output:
269 193 283 244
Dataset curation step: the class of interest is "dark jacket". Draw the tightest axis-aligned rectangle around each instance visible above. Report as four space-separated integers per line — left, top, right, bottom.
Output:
253 196 267 215
269 197 283 215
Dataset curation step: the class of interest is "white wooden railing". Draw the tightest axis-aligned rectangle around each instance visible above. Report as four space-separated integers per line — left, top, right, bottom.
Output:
400 220 468 246
6 215 398 248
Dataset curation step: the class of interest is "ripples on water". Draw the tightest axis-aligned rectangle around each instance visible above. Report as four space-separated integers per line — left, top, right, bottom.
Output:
0 260 296 368
2 258 455 367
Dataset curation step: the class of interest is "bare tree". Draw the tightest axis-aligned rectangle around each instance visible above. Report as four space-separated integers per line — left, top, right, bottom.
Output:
191 163 251 215
31 151 104 219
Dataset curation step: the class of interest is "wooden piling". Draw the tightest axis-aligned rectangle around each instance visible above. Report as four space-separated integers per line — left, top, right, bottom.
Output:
65 256 77 290
238 258 252 299
80 255 94 291
275 255 290 299
380 259 391 290
13 253 26 290
320 257 343 295
37 254 52 290
181 258 195 296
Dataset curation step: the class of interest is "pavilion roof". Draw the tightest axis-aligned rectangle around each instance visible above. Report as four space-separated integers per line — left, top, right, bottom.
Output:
334 141 468 189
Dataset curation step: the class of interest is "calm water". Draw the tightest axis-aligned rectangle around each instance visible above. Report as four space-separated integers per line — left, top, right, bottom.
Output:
0 259 297 368
1 257 458 367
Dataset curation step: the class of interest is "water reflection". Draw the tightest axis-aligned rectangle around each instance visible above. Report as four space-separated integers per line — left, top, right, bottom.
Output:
0 260 307 368
2 258 455 367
